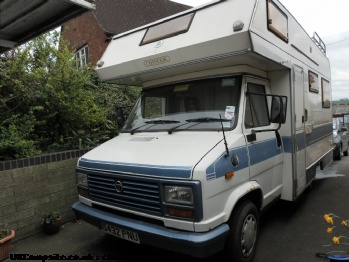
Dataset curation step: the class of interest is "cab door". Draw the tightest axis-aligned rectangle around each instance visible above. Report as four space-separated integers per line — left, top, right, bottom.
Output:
242 77 284 207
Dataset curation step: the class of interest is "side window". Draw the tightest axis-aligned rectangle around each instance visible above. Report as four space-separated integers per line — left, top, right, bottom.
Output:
309 71 319 93
245 83 270 128
321 79 331 108
267 0 288 42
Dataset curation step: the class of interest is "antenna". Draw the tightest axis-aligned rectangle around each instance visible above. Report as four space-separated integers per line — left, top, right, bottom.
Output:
219 114 229 157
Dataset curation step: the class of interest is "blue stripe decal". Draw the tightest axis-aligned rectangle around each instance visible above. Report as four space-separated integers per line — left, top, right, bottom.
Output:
248 138 282 166
296 133 306 150
282 137 293 153
283 124 332 154
306 124 332 146
206 146 249 180
206 139 282 181
78 158 192 178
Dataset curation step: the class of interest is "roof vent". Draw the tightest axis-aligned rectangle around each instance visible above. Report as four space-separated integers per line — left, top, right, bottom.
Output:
233 20 244 32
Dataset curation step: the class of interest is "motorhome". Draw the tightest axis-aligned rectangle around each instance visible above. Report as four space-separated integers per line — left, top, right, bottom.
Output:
72 0 332 260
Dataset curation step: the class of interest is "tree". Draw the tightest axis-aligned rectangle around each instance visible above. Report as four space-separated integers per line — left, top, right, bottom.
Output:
0 31 140 160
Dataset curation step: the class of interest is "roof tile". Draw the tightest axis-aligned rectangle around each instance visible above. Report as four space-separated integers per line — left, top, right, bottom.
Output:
92 0 191 35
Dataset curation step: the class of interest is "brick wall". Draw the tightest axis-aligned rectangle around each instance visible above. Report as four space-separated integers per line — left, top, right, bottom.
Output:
0 149 90 241
61 12 110 67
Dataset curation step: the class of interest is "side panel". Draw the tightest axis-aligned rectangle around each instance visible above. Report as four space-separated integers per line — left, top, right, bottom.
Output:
303 71 333 173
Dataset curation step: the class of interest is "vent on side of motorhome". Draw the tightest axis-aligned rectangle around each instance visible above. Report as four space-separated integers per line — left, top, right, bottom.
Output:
140 13 195 46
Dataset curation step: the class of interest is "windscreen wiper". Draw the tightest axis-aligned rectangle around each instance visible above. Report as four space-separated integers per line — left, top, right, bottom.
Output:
186 117 231 123
130 123 151 135
167 122 191 134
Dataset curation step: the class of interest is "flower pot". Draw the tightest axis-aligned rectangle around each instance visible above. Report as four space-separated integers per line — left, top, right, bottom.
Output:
0 230 15 262
42 218 61 235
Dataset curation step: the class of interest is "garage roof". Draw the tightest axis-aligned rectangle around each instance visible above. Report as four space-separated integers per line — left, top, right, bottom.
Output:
0 0 95 53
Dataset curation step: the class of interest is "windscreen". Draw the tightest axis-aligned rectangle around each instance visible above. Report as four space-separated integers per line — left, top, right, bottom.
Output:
122 76 242 133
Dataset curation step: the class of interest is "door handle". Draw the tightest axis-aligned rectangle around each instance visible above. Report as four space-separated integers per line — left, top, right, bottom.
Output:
246 131 256 142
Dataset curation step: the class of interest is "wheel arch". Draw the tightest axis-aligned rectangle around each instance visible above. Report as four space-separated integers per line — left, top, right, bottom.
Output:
223 181 263 222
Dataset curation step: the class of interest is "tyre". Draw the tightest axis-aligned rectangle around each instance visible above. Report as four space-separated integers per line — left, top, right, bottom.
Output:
223 201 259 262
334 145 342 160
337 145 342 160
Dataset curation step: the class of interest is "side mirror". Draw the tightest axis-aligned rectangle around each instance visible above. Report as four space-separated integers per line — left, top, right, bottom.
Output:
116 107 125 127
271 96 287 124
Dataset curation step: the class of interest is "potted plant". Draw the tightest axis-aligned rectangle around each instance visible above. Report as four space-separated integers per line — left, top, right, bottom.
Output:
42 211 61 235
0 228 15 261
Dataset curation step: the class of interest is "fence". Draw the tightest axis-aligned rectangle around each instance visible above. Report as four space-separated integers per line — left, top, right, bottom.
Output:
0 149 90 241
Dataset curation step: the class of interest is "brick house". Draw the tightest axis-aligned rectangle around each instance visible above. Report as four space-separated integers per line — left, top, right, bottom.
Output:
61 0 190 68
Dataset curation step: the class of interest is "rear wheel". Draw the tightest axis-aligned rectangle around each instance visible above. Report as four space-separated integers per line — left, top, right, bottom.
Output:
223 201 259 262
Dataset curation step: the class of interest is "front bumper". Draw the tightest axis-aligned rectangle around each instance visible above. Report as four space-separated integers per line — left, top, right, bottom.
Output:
72 201 229 258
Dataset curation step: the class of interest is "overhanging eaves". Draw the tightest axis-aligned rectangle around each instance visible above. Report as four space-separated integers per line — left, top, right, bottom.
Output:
0 0 95 53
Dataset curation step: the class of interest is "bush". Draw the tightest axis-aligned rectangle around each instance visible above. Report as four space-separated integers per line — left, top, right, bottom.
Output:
0 31 140 160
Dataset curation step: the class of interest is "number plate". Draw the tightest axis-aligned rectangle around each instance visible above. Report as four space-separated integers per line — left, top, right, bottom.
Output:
102 222 140 244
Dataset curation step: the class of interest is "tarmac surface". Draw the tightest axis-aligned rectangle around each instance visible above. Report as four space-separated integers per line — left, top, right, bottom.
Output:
5 155 349 262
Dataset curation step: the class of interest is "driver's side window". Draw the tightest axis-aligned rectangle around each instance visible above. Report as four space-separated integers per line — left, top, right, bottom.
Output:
244 83 270 128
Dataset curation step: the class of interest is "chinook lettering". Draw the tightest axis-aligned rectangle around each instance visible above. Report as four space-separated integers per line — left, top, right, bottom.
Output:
144 56 170 67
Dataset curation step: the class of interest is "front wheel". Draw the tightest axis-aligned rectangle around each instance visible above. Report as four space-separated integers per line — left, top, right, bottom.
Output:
223 201 259 262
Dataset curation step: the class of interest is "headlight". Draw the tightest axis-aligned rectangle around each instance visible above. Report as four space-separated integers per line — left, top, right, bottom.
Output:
77 172 88 187
164 185 193 205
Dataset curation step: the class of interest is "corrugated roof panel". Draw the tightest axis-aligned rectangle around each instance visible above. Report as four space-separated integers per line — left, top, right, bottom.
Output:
0 0 95 53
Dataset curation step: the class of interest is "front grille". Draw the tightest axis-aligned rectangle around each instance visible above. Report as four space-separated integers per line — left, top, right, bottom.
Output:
88 173 161 215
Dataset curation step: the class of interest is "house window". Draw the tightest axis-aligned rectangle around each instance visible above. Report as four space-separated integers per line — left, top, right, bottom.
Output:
309 71 319 93
245 83 270 128
267 0 288 42
75 45 89 67
322 79 331 108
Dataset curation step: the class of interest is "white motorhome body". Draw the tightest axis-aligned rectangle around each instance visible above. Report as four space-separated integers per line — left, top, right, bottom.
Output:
73 0 332 260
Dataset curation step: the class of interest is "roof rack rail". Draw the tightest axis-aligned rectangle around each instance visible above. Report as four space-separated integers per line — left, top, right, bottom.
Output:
311 32 326 54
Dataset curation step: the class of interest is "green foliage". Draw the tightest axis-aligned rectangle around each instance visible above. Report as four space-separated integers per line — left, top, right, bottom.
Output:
42 210 61 225
0 31 140 160
0 229 12 240
0 113 41 159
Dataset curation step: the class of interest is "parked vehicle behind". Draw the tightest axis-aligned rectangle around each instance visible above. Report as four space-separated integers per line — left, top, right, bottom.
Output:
333 118 349 160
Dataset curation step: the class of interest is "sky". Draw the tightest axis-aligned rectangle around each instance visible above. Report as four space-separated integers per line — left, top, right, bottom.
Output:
171 0 349 101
